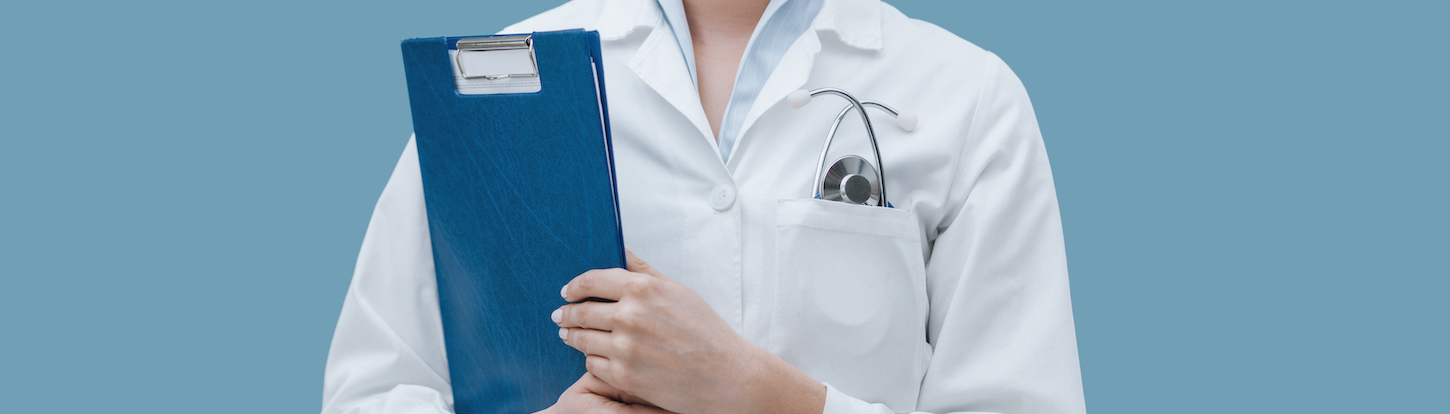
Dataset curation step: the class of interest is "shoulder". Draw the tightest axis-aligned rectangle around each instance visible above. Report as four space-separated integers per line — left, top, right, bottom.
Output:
866 2 1044 193
876 2 1017 90
866 0 1034 140
500 0 612 34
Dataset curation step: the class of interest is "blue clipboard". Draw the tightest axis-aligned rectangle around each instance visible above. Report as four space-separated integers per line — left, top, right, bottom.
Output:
400 29 624 414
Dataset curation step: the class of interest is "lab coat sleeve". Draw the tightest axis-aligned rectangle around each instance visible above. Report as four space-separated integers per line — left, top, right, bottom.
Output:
322 136 456 414
821 55 1086 414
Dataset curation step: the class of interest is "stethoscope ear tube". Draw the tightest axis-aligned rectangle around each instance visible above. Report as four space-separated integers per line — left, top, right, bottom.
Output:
791 88 914 207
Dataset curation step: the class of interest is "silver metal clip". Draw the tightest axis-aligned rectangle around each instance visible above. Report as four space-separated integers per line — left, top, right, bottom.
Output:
454 35 538 80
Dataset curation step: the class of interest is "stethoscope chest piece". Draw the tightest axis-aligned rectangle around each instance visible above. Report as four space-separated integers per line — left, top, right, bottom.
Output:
791 87 915 209
820 155 881 206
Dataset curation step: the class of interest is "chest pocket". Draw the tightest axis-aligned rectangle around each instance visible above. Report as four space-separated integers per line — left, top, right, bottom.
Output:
770 199 931 411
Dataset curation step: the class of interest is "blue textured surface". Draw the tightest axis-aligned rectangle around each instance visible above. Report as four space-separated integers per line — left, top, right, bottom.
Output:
403 30 623 414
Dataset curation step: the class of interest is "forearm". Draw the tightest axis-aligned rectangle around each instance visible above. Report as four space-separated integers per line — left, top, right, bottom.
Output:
739 347 827 414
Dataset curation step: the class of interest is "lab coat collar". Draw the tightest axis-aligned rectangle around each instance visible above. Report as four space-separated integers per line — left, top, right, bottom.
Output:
814 0 883 51
595 0 885 173
593 0 881 49
592 0 720 161
619 1 723 163
595 0 659 41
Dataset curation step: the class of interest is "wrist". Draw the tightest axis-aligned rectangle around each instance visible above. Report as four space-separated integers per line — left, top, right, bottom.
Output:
736 347 826 414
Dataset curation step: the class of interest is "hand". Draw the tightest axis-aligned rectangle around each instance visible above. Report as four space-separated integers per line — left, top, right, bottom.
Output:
553 251 825 414
537 373 669 414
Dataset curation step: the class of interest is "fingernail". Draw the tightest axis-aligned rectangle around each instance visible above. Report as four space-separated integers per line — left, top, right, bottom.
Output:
551 308 562 324
560 284 568 299
558 328 568 341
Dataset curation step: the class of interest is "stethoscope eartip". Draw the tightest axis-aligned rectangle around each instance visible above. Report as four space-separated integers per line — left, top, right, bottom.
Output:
788 90 812 109
895 111 918 132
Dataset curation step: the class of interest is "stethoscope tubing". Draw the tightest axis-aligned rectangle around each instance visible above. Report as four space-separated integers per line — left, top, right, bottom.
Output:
812 100 901 202
806 88 889 206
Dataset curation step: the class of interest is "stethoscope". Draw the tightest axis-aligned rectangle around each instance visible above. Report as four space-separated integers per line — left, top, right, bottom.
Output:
787 88 917 208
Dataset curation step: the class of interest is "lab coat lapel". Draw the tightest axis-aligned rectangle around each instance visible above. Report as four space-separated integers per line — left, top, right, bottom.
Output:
626 15 721 161
724 32 822 172
724 0 883 172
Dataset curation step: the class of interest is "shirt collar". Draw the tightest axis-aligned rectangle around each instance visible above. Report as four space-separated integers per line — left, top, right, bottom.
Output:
654 0 798 87
654 0 697 86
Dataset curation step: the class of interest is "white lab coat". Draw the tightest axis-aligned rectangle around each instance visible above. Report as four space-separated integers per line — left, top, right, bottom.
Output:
322 0 1085 413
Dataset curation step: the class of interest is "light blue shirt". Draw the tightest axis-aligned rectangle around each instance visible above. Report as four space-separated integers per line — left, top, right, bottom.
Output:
656 0 824 163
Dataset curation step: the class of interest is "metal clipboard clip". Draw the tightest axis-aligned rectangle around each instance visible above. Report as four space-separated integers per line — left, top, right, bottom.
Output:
454 35 538 80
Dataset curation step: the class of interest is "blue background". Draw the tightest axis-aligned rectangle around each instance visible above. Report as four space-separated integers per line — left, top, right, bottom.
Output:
0 0 1444 412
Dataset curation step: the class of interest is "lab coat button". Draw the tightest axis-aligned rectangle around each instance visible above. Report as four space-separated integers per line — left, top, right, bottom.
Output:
710 184 736 211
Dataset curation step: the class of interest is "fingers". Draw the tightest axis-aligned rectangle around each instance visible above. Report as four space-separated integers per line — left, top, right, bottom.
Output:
581 359 615 390
625 250 672 281
560 252 672 303
583 356 650 407
556 301 618 331
567 372 670 414
612 400 670 414
562 327 617 357
564 268 642 302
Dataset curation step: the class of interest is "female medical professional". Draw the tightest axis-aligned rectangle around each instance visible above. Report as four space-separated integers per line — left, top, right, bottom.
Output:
322 0 1085 413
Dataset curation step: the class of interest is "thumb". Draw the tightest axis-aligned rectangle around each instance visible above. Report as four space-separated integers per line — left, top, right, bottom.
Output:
625 250 671 281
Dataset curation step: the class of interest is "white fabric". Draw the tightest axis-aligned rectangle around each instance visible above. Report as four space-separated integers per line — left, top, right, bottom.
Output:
655 0 824 162
655 0 795 88
322 0 1085 413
